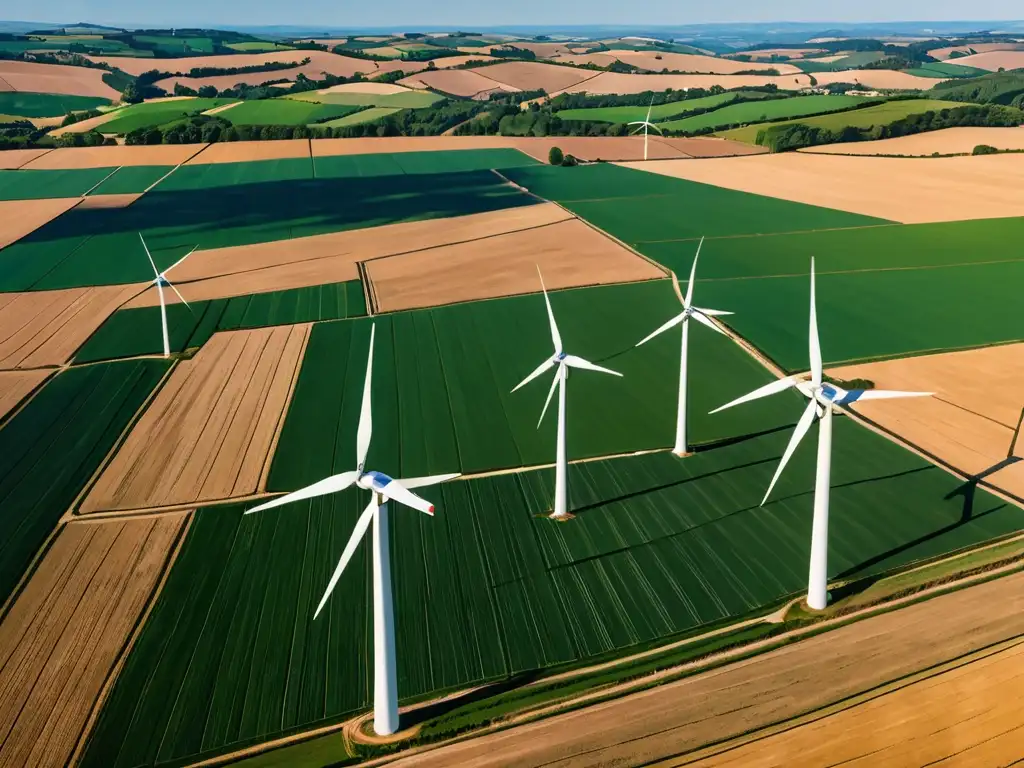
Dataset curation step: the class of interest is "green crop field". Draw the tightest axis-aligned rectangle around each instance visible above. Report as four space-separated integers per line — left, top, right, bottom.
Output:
0 359 168 605
224 99 362 126
268 281 799 488
0 38 130 54
98 98 237 134
0 167 116 200
718 99 966 144
657 95 877 134
313 106 401 128
286 89 442 108
904 61 990 79
227 41 294 51
134 34 215 53
79 417 1019 767
794 51 886 72
0 166 538 290
315 148 538 177
0 92 111 117
502 163 888 245
554 92 764 124
74 280 367 362
85 165 173 195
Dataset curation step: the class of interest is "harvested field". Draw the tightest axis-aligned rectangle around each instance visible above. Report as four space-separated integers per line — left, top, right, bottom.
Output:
0 60 120 100
620 153 1024 224
465 61 599 92
185 139 310 164
809 126 1024 156
940 50 1024 71
21 144 204 169
0 284 143 369
560 50 801 75
812 69 945 89
384 571 1024 768
0 515 187 768
129 203 571 307
929 42 1024 59
367 217 663 312
558 71 813 95
729 47 826 59
0 198 80 249
829 344 1024 500
0 149 49 169
309 81 410 95
47 110 122 136
75 193 142 209
399 68 520 97
431 55 497 68
80 325 310 513
311 136 520 155
0 370 49 420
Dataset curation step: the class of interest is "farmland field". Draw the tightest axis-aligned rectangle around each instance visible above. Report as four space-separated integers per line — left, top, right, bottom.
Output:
98 98 237 134
286 89 443 108
658 94 877 134
267 280 800 487
315 106 401 128
79 417 1018 767
0 166 116 200
223 99 363 126
0 91 111 117
227 41 295 52
554 91 765 123
85 165 173 195
0 359 169 605
718 99 965 144
75 280 367 362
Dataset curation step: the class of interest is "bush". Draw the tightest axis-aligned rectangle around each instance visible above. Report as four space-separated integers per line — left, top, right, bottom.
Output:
561 153 579 167
548 146 564 165
973 144 999 155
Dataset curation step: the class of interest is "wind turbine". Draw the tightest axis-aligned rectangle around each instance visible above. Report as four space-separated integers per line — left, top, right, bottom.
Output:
635 237 733 456
628 95 662 161
139 233 198 358
709 258 931 610
512 268 622 519
245 323 459 736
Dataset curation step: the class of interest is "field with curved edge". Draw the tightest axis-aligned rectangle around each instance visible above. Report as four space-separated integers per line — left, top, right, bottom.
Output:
98 98 237 134
554 91 765 124
0 91 111 117
658 94 877 134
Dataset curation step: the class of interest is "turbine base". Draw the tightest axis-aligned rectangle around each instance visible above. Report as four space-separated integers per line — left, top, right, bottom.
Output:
548 511 576 522
672 450 694 458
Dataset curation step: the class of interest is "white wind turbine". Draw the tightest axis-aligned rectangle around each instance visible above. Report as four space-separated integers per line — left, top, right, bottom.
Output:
635 237 733 456
628 95 662 161
246 323 459 736
512 268 622 519
709 258 931 610
139 233 198 358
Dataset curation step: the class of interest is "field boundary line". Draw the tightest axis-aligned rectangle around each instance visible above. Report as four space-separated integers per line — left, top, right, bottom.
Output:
80 165 122 197
257 323 313 492
13 147 54 169
550 199 670 277
822 337 1024 372
181 141 213 165
358 260 378 315
0 369 55 430
696 255 1024 284
71 490 282 521
68 511 195 768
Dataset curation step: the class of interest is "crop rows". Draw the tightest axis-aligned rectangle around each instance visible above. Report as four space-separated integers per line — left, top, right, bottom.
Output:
97 98 236 134
0 359 169 605
86 165 174 195
80 417 1019 766
268 280 799 490
74 279 367 363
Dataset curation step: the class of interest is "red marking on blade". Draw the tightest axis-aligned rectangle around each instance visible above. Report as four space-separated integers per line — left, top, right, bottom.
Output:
428 505 435 515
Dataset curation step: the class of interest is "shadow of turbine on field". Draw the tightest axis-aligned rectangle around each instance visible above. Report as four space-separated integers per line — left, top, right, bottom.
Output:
398 671 541 732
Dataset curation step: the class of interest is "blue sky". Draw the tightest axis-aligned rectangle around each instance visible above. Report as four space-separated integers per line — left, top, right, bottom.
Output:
18 1 1024 29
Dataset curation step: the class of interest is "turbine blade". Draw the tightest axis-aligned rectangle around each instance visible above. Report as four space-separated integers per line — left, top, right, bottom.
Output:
563 355 622 377
635 313 685 347
627 120 644 126
685 236 703 307
630 125 644 135
512 358 555 393
709 376 800 414
139 233 159 278
844 389 934 403
313 498 375 619
690 309 728 336
536 266 563 354
356 324 375 469
694 307 733 317
537 368 560 428
646 95 653 122
762 398 818 505
399 472 461 489
165 245 198 275
670 270 684 306
245 470 359 515
380 479 436 515
167 280 192 313
809 258 822 386
649 123 664 134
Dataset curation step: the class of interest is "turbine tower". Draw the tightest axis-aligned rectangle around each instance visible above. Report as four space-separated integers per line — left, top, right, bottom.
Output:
627 95 662 161
139 233 198 358
635 237 733 455
512 268 622 519
709 258 931 610
246 323 459 735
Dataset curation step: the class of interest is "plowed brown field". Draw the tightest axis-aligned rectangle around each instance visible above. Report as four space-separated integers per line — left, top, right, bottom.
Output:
0 148 49 169
558 71 812 95
0 370 49 420
466 61 600 92
400 68 519 97
620 153 1024 223
80 325 310 513
76 193 143 209
366 217 663 312
560 51 801 75
21 144 204 169
389 570 1024 768
126 204 572 307
808 126 1024 156
812 69 944 89
0 515 188 768
938 50 1024 71
829 344 1024 499
0 198 80 249
185 139 310 163
0 60 120 100
0 285 144 369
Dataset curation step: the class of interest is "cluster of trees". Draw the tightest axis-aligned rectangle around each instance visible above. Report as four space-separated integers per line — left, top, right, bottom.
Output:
0 120 50 150
758 103 1024 152
932 71 1024 107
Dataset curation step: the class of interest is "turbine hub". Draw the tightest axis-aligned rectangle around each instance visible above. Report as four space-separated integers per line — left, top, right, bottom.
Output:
155 275 170 287
359 470 393 493
554 351 567 362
